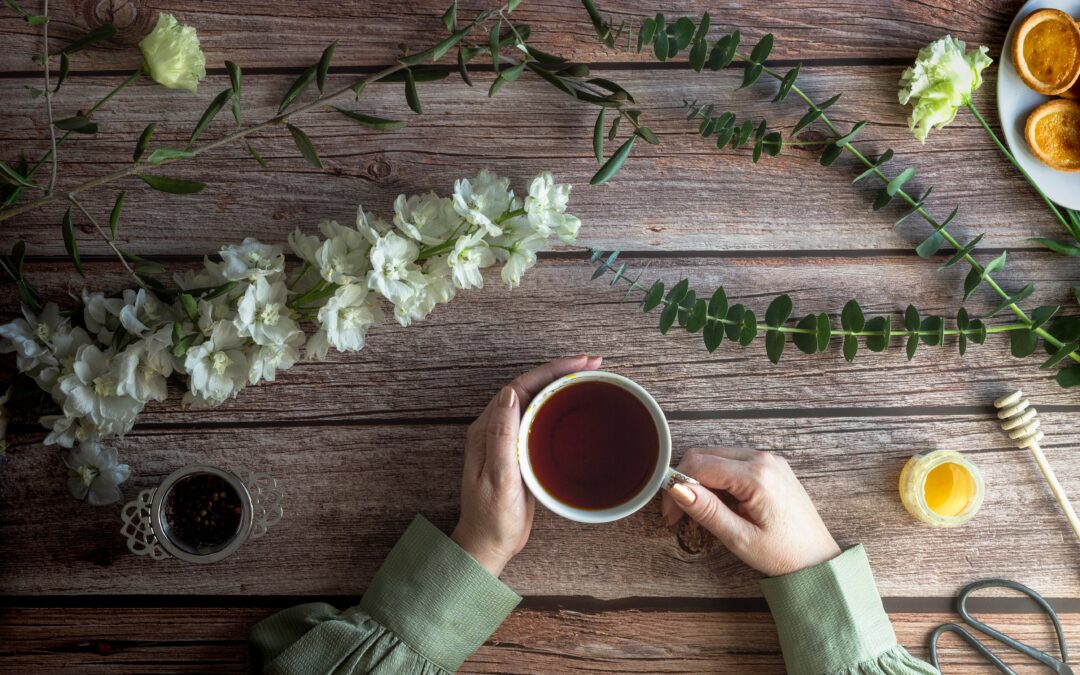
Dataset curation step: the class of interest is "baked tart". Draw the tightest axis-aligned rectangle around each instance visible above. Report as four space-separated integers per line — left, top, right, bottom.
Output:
1012 8 1080 95
1060 21 1080 100
1025 98 1080 171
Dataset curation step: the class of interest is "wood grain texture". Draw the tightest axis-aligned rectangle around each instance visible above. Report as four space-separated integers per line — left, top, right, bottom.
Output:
1 415 1078 598
0 0 1020 70
4 255 1078 426
1 65 1065 255
1 606 1076 674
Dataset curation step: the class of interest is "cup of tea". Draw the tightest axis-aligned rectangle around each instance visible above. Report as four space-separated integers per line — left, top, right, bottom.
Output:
517 370 695 523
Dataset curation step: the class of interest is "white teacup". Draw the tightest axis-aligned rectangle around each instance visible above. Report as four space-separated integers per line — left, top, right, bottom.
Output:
517 370 697 523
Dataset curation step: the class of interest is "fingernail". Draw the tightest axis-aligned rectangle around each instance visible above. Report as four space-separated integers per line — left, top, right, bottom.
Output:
497 386 517 408
670 483 696 507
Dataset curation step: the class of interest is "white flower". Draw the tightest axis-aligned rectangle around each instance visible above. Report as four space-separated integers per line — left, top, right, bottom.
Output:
288 227 322 265
313 220 371 285
0 303 64 373
81 289 123 344
174 255 229 291
58 344 143 438
366 232 426 303
42 415 96 448
218 238 284 282
899 36 992 142
139 13 206 94
500 233 546 288
234 277 301 346
249 333 303 385
394 192 460 244
308 284 383 359
523 172 580 243
183 322 249 406
115 288 169 338
452 170 513 236
116 327 174 404
62 440 131 505
447 229 496 290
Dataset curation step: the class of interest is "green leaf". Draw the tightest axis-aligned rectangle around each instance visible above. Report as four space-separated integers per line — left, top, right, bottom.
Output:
732 120 754 148
833 121 867 148
442 1 457 31
939 234 983 270
133 123 156 163
1057 366 1080 388
634 127 660 145
317 41 337 94
842 334 857 362
750 33 773 62
916 232 946 258
762 132 783 157
430 23 473 62
457 48 472 86
638 18 657 52
676 290 697 328
708 31 740 69
905 334 918 360
56 53 69 89
985 250 1008 275
109 191 124 238
278 65 315 113
765 294 792 326
841 299 864 332
904 305 920 331
864 316 891 352
726 304 745 341
959 331 968 356
956 307 970 331
54 115 94 131
138 174 206 194
894 187 935 228
246 142 268 168
582 0 615 47
333 107 406 131
986 283 1034 318
793 314 818 354
872 189 892 210
686 298 708 333
61 207 83 276
0 160 37 188
653 18 670 61
592 109 605 163
225 60 242 125
693 12 710 42
703 320 724 353
666 278 689 305
179 293 199 321
969 319 987 345
27 14 46 25
962 267 982 302
815 313 831 352
765 329 785 364
1042 340 1079 369
659 300 679 334
1010 329 1039 358
739 309 757 346
171 333 198 358
590 135 636 185
819 142 843 167
708 287 728 320
793 108 823 135
774 64 801 102
643 281 664 312
146 147 196 166
59 23 116 55
1029 237 1080 256
669 17 696 51
920 316 944 346
287 124 322 168
1028 305 1058 330
404 68 422 114
189 88 232 144
852 149 894 183
886 166 915 196
689 38 708 72
740 63 763 88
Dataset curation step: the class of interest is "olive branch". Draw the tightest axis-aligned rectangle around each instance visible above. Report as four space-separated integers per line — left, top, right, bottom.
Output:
580 1 1080 388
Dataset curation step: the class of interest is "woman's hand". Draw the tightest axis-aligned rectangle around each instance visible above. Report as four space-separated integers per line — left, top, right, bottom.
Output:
661 447 841 577
451 355 603 577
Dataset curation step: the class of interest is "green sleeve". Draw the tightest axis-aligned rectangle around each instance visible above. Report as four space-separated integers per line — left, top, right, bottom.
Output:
250 514 521 674
761 545 940 675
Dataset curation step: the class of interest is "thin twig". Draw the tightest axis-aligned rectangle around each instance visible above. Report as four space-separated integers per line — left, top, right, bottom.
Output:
66 194 148 289
40 0 58 194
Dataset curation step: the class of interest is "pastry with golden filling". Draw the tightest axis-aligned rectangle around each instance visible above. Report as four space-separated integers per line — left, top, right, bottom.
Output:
1025 98 1080 171
1012 9 1080 95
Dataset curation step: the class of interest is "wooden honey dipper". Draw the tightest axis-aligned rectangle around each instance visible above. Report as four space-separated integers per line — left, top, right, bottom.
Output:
994 390 1080 542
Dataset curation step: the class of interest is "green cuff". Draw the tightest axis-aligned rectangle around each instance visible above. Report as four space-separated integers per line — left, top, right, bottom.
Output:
359 514 521 672
761 545 897 675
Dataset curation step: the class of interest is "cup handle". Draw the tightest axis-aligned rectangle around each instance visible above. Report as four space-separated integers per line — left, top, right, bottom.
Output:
120 488 169 561
237 467 284 540
661 466 701 492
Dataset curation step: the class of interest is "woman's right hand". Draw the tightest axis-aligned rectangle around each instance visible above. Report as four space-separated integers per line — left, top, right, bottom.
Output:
661 447 841 577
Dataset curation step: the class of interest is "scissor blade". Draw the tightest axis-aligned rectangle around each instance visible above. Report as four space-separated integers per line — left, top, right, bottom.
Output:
1058 665 1074 675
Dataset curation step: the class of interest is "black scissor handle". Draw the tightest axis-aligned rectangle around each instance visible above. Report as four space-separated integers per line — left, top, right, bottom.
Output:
930 623 1016 674
957 579 1070 672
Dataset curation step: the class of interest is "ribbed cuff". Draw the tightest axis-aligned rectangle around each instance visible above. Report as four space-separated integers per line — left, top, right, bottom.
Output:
760 545 898 675
359 515 521 672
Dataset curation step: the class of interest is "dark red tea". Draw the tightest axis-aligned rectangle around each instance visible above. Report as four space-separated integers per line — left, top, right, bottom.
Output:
528 381 659 510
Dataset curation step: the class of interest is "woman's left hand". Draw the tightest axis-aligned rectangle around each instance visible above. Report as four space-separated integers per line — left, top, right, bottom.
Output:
451 355 603 576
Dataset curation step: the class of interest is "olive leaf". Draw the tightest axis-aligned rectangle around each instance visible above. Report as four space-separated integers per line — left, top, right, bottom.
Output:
287 124 322 168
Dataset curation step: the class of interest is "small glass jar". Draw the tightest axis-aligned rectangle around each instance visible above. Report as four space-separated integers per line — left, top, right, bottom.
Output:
121 465 283 564
899 450 984 527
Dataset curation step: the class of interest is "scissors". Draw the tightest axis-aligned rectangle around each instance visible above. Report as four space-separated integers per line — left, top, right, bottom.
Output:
929 579 1072 674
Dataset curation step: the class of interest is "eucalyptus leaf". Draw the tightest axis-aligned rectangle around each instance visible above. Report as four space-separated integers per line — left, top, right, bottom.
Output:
1029 304 1059 330
725 304 745 341
1029 238 1080 256
1056 365 1080 388
643 280 664 312
886 166 915 195
962 266 982 302
765 329 785 364
864 316 890 352
842 334 857 362
841 299 864 332
986 283 1034 318
765 294 792 326
703 321 724 352
708 286 728 320
833 121 867 148
904 305 919 331
815 313 831 352
793 314 818 354
774 64 800 102
659 300 679 334
920 316 944 346
1042 340 1079 369
1010 329 1039 358
939 234 983 270
686 298 708 333
739 309 757 346
906 333 918 360
852 149 894 183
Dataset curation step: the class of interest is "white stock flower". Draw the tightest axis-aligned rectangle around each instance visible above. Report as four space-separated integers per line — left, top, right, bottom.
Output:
81 290 123 344
501 233 546 288
308 284 383 359
58 344 143 438
116 327 174 404
0 303 64 373
115 288 169 337
313 220 371 285
139 13 207 94
249 333 303 385
219 238 285 282
394 192 460 244
447 229 495 290
899 36 991 142
62 440 131 505
366 231 426 303
42 414 96 448
524 172 580 243
235 277 301 346
452 170 513 235
288 227 321 265
183 322 249 406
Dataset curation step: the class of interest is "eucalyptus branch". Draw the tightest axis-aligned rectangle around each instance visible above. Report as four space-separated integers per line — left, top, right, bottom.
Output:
66 194 148 289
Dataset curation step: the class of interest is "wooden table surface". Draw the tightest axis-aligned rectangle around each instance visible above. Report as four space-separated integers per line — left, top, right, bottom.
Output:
1 0 1078 672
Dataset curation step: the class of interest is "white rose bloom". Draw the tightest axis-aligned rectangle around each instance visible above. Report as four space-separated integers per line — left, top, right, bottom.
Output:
367 232 426 303
452 170 513 236
313 220 371 285
138 13 207 94
309 283 383 358
234 277 300 346
62 440 131 505
501 233 546 288
59 344 143 438
218 238 285 282
447 229 495 290
249 331 303 385
183 322 249 405
394 192 460 244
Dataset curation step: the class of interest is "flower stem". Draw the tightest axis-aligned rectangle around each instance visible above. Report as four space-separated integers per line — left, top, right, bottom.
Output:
40 0 58 195
66 194 148 289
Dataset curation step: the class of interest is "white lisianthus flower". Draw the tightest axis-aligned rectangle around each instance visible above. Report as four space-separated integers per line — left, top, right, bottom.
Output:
367 232 426 303
898 36 991 142
58 344 143 438
452 170 513 236
218 238 285 282
308 284 383 359
234 277 300 346
394 192 460 244
183 322 249 406
447 229 496 290
249 331 304 385
500 233 546 288
314 220 371 285
62 440 131 505
138 13 207 94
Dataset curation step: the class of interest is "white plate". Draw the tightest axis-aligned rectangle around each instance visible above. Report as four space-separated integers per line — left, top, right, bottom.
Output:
997 0 1080 209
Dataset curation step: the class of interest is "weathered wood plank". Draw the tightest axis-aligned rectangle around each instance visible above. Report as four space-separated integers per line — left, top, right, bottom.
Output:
4 255 1078 426
1 607 1076 674
0 66 1063 255
0 0 1020 70
1 415 1077 598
